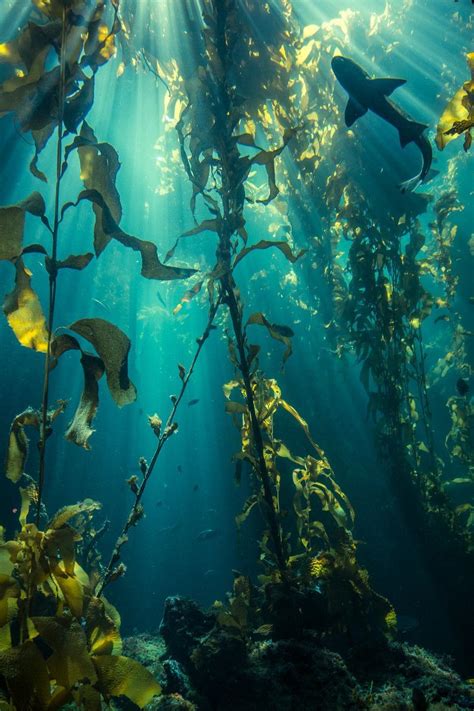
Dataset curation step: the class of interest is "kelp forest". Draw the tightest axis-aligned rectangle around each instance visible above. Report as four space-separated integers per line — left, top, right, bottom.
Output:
0 0 472 709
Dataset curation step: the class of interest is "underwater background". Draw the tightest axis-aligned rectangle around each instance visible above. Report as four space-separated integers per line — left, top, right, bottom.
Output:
0 0 473 707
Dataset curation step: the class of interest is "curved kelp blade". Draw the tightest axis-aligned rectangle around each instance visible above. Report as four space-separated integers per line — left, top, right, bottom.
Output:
233 239 306 269
436 53 474 150
85 596 122 656
46 252 94 273
5 409 40 483
92 655 161 708
3 259 49 352
68 318 136 407
76 122 122 255
0 192 48 261
48 499 102 531
66 353 105 449
5 401 66 483
63 189 197 280
31 616 98 691
246 312 294 364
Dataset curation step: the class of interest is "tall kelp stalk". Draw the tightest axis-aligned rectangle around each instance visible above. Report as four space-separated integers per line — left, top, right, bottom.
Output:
0 1 200 705
0 0 196 514
36 3 67 523
258 4 474 662
139 0 394 641
96 297 221 595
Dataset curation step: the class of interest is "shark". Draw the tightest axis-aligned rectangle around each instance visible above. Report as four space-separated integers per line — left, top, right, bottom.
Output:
331 55 436 192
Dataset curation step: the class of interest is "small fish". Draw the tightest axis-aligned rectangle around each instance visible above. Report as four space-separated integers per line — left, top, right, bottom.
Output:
193 484 199 492
91 297 111 313
156 500 163 507
177 465 182 473
11 507 18 514
188 399 200 407
456 378 469 396
157 522 181 535
331 56 437 192
156 291 167 308
204 569 216 577
197 528 221 541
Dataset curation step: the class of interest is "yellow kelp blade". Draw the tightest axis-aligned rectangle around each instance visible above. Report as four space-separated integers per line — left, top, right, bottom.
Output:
436 52 474 149
93 655 161 708
5 409 40 483
0 640 51 710
86 596 123 656
3 259 48 352
32 617 97 690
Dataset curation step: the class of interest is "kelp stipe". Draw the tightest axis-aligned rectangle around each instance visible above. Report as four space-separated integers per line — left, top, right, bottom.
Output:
0 1 194 706
141 0 395 642
261 4 474 662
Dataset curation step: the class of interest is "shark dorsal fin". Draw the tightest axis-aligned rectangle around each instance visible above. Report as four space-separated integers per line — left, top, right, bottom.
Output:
370 77 407 95
344 98 368 127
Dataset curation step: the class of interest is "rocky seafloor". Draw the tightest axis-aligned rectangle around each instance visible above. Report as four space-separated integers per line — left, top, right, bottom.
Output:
115 596 474 711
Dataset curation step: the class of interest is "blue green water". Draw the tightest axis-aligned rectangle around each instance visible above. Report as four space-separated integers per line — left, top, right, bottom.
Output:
0 0 472 669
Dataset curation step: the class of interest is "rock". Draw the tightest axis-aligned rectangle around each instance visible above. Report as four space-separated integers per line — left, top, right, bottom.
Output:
160 597 214 666
162 659 193 698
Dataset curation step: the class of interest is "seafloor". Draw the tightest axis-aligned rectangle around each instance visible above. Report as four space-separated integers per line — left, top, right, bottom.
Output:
115 596 474 711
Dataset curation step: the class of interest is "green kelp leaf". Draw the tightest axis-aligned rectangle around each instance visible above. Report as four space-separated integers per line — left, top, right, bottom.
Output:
233 239 306 269
32 616 97 690
85 596 122 657
0 192 47 260
165 218 221 263
65 353 105 449
31 124 56 182
436 53 474 150
92 655 161 708
0 575 19 630
63 189 198 280
48 499 101 531
0 640 51 709
19 484 37 526
113 229 198 281
64 75 95 133
46 252 94 273
51 334 106 448
0 47 52 128
246 312 293 364
235 494 258 528
68 318 136 407
5 408 40 483
77 122 122 255
45 524 79 577
3 259 49 352
250 127 297 204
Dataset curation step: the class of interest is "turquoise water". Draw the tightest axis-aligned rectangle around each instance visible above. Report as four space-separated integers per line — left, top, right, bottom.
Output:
0 0 472 676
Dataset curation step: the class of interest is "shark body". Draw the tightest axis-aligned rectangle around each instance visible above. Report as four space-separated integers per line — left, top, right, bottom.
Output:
331 56 434 192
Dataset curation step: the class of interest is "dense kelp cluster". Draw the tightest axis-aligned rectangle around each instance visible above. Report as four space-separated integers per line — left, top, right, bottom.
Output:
0 0 472 707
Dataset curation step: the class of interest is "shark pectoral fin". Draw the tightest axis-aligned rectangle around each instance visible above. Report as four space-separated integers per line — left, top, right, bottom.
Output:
370 77 407 95
399 120 428 148
344 98 367 127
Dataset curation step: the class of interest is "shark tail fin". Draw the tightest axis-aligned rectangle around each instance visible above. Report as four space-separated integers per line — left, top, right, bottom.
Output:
370 77 407 95
399 175 422 193
398 120 428 148
399 168 439 193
